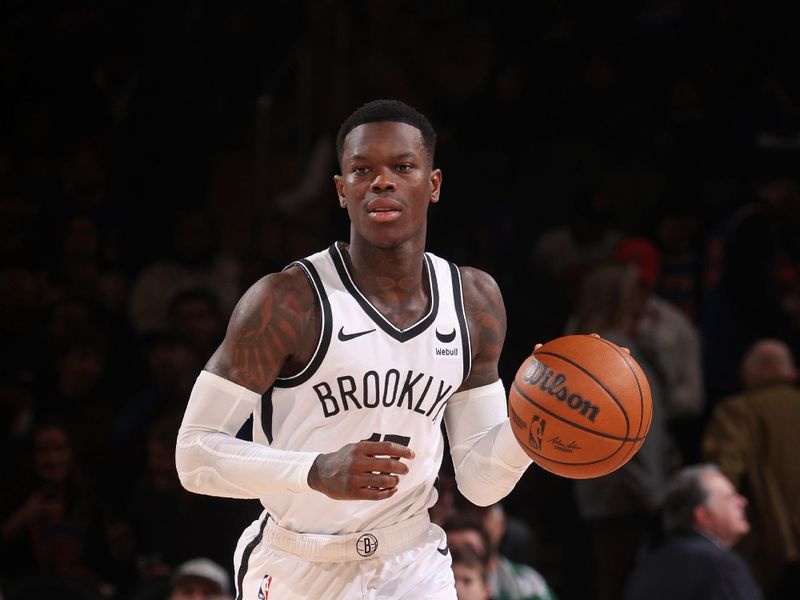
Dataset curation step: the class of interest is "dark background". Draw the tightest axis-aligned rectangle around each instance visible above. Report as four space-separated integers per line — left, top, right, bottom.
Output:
2 1 800 599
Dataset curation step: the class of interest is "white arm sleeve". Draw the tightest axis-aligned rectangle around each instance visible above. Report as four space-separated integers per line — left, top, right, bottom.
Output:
444 379 533 506
175 370 319 499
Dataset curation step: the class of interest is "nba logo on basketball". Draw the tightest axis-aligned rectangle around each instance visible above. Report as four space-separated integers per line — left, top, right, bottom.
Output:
258 575 272 599
528 414 546 450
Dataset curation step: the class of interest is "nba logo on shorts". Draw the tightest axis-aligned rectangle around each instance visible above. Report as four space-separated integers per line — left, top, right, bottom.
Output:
258 575 272 599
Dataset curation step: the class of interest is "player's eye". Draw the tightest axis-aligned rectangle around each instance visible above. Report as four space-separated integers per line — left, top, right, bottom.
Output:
353 166 369 175
396 164 413 173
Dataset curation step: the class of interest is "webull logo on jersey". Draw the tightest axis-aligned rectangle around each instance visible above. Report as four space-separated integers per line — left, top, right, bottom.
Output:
434 326 459 359
313 369 453 422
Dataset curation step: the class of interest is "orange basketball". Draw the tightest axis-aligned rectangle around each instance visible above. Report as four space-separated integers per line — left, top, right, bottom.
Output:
508 334 652 479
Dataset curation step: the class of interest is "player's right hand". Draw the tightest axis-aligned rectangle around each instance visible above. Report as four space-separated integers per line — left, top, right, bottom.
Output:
307 441 415 501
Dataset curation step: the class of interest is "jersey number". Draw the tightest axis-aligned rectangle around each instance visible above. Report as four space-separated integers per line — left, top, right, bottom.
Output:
363 432 411 446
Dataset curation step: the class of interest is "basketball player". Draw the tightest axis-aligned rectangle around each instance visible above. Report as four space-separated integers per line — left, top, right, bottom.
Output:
175 99 533 599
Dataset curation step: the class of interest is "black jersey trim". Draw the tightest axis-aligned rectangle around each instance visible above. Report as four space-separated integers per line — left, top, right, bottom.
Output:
449 263 472 384
260 387 274 444
328 243 439 343
235 513 269 600
274 259 332 388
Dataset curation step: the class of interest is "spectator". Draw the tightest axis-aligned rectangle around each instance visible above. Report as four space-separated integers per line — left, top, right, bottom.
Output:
566 261 670 600
128 557 232 600
614 236 705 463
624 464 761 600
167 289 226 361
702 339 800 598
444 513 557 600
700 167 800 405
653 200 703 321
482 503 541 571
531 187 623 302
0 422 125 591
126 413 259 583
169 558 231 600
113 330 201 452
128 208 241 335
567 262 671 585
451 543 492 600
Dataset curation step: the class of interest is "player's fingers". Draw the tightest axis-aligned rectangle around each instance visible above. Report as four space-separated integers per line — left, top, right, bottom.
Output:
589 332 600 338
357 486 398 501
363 456 409 475
360 441 415 460
359 473 399 489
620 345 631 355
532 343 543 353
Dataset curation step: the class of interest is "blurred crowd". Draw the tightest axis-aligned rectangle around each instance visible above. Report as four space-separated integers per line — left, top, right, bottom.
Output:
2 2 800 599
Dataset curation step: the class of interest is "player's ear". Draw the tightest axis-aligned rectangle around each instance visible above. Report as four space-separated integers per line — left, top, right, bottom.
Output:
334 174 346 207
430 168 442 204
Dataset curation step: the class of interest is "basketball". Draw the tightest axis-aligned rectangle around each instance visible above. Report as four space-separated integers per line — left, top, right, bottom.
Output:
508 334 652 479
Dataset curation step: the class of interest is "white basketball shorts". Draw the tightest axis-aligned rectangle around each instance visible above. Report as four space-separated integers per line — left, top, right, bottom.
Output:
233 511 456 599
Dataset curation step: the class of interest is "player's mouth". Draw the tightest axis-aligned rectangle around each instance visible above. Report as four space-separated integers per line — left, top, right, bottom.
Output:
367 198 402 222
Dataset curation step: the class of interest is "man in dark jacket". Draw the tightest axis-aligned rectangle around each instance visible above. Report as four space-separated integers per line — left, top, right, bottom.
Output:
624 464 762 600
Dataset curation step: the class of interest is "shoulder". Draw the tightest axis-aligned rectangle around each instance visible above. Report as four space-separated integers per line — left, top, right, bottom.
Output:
204 265 318 392
458 266 504 309
239 265 316 315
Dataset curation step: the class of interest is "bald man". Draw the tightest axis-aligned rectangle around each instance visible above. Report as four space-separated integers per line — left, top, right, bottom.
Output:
624 464 760 600
702 339 800 598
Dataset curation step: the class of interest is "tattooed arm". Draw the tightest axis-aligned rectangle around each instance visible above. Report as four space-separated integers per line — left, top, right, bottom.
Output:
458 267 507 391
443 267 532 506
176 267 413 501
205 267 319 391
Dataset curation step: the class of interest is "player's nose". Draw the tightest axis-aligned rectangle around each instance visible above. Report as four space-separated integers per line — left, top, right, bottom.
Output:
370 169 396 192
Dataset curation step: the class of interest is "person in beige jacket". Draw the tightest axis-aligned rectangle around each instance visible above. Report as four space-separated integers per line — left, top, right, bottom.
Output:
702 339 800 598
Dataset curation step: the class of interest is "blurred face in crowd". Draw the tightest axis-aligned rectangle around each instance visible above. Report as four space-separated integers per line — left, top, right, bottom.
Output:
149 339 200 389
453 562 491 600
170 296 224 353
34 425 73 484
695 470 750 548
58 343 105 399
447 528 488 558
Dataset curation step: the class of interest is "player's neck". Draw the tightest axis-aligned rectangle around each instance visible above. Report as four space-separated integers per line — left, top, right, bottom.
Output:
342 238 428 300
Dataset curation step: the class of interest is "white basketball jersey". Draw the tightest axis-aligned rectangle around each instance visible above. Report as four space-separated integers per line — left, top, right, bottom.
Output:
251 242 471 535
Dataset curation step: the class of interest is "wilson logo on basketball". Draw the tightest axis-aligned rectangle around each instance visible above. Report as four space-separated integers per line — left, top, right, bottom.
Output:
523 360 600 422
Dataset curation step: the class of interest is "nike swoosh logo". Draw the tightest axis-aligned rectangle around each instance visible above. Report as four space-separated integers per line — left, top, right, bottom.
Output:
437 545 449 556
435 328 456 343
338 326 376 342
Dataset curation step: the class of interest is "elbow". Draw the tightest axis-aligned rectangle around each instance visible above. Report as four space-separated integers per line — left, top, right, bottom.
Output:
175 460 207 495
176 469 198 493
453 472 503 507
174 435 203 494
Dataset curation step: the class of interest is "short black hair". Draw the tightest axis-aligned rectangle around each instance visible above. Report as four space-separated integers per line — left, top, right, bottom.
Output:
336 99 437 167
663 463 719 534
442 514 492 561
450 543 489 582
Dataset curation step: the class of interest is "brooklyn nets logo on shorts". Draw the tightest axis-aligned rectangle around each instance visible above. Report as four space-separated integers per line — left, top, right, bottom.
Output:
356 533 378 557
